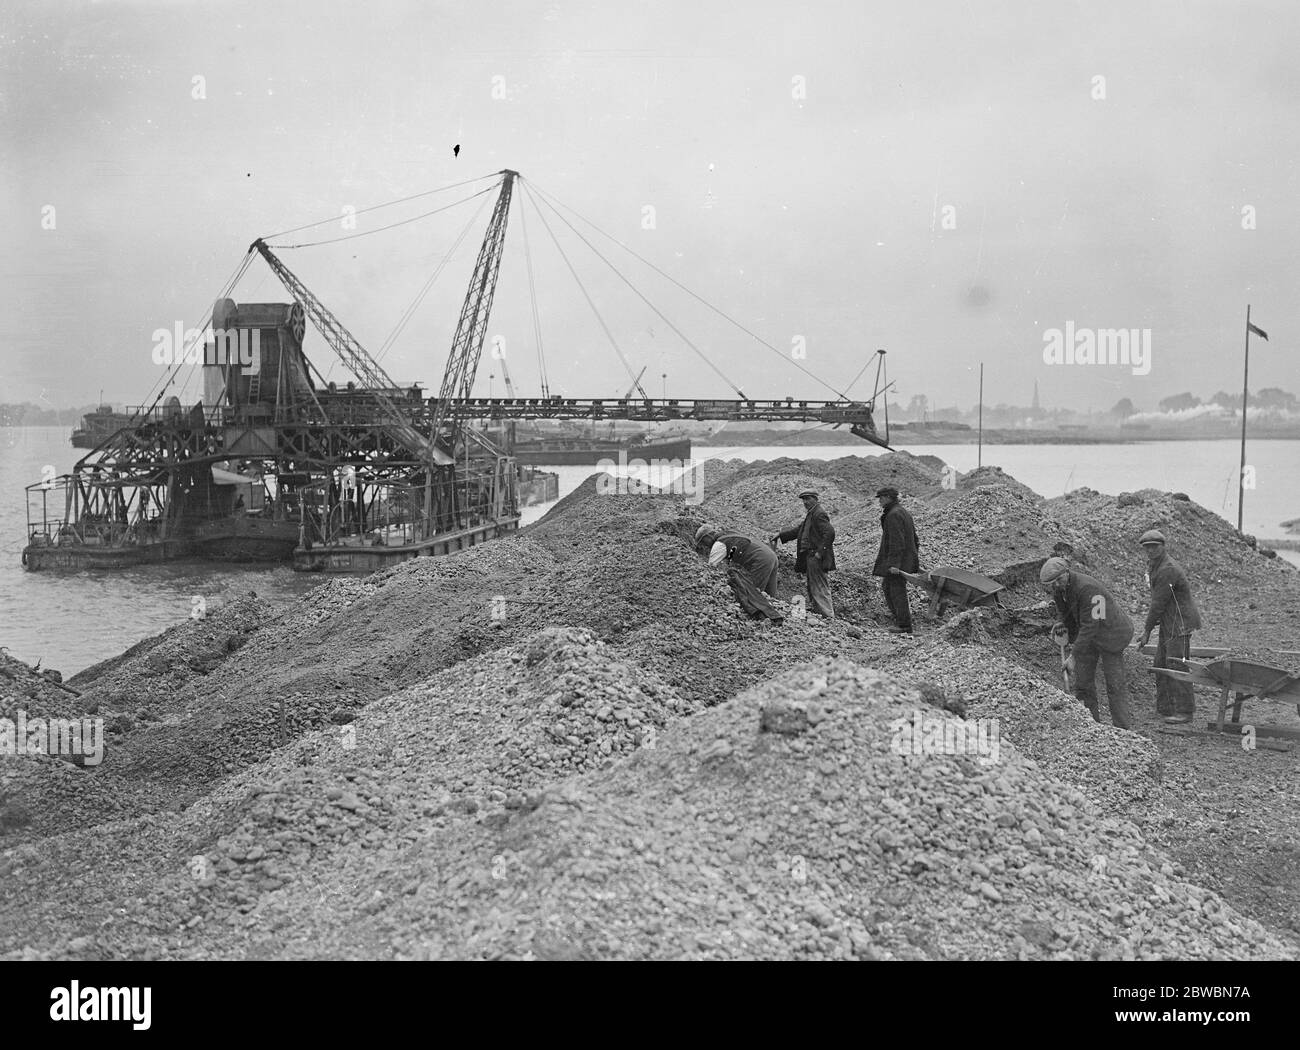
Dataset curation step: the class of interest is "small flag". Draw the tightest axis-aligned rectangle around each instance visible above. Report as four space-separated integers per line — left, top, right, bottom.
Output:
1248 321 1269 340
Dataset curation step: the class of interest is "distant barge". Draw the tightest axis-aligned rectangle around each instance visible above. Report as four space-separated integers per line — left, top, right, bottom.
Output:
513 435 691 466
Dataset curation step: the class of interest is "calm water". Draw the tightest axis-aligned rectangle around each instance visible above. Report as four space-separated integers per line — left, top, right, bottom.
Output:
4 428 1298 675
1 428 324 676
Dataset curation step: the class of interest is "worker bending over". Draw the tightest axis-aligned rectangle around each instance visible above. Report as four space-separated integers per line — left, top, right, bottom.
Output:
1040 556 1134 730
695 523 780 598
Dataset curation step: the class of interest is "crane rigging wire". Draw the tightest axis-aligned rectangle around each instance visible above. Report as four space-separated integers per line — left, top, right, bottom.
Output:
375 191 494 366
266 184 498 250
131 248 257 425
519 184 646 397
259 172 500 241
523 182 748 400
524 178 853 402
517 188 551 399
180 170 861 421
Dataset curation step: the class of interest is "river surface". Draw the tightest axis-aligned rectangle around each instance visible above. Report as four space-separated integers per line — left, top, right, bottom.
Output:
3 428 1297 675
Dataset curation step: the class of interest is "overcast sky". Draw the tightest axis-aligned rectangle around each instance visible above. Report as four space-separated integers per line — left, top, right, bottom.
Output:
3 0 1298 413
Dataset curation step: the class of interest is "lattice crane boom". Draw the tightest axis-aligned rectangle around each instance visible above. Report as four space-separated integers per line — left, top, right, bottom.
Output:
432 171 517 441
251 238 452 465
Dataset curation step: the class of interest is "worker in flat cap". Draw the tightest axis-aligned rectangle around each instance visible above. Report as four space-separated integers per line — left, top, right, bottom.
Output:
770 487 835 617
872 486 920 634
695 522 780 598
1040 556 1134 729
1135 529 1202 724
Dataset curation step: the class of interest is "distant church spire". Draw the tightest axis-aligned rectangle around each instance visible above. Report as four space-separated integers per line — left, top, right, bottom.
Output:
1032 380 1041 413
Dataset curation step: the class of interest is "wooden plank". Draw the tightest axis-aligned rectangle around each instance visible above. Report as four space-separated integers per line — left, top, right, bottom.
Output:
1157 727 1293 750
1203 722 1300 743
1140 645 1230 658
1149 667 1214 684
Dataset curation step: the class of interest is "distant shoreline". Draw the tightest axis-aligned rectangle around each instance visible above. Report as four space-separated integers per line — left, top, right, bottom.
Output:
696 428 1300 447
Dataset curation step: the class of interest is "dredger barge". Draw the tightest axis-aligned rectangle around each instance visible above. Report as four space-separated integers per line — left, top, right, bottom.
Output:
22 170 889 574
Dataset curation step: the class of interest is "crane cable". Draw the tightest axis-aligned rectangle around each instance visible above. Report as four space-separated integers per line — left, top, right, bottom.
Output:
131 247 257 424
520 184 646 398
525 178 851 402
524 180 748 400
374 190 494 366
259 172 500 241
517 189 551 399
266 185 497 250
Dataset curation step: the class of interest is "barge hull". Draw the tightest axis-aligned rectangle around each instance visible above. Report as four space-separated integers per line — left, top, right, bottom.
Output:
293 518 520 573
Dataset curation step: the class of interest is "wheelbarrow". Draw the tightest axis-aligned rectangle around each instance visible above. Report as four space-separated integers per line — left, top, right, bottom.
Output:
1151 656 1300 734
895 566 1006 620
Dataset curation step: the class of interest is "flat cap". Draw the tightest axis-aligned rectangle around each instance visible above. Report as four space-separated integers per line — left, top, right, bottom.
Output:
1039 556 1071 584
876 486 899 499
1138 529 1167 546
694 523 718 543
797 488 818 498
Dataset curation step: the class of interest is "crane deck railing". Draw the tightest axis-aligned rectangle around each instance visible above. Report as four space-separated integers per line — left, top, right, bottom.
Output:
100 394 881 440
415 396 878 426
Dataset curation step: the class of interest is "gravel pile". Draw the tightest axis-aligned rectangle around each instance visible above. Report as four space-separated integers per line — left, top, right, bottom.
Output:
693 460 1081 617
3 454 1297 960
69 592 278 715
703 453 943 501
876 631 1165 817
1044 488 1299 659
916 485 1084 590
0 650 84 722
4 657 1285 960
1 484 894 848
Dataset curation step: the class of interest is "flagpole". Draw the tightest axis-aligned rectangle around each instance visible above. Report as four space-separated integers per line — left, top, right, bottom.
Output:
1237 305 1251 532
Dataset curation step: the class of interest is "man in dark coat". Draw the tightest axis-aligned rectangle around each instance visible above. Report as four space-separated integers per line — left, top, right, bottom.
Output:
696 523 779 598
1041 556 1134 729
872 487 920 634
771 488 835 618
1134 529 1203 724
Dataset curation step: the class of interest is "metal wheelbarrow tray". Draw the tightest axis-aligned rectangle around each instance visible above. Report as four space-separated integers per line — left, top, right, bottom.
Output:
895 566 1006 619
1151 656 1300 736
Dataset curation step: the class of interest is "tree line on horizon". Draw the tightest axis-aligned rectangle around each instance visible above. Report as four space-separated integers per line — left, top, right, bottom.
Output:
3 387 1297 431
886 387 1298 428
0 403 103 427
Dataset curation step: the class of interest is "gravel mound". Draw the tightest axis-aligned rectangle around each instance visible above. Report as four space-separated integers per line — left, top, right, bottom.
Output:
877 637 1164 817
5 658 1284 960
4 453 1297 960
1047 487 1299 662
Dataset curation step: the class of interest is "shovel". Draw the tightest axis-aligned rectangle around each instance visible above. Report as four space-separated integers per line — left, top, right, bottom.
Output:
1051 624 1075 693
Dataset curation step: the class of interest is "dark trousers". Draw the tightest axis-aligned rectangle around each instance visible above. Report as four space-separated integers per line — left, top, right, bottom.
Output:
742 544 780 598
1073 642 1132 729
1154 631 1194 716
881 574 912 630
804 555 834 618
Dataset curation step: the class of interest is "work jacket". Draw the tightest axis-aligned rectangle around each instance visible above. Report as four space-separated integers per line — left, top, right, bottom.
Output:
777 502 836 573
709 532 776 573
1143 553 1201 636
1054 571 1134 653
872 500 920 577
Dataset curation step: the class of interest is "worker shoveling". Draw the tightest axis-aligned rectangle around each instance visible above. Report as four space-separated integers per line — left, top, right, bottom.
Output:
1052 622 1076 693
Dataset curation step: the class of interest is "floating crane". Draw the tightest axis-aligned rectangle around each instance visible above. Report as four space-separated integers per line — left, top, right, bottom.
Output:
23 168 893 574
